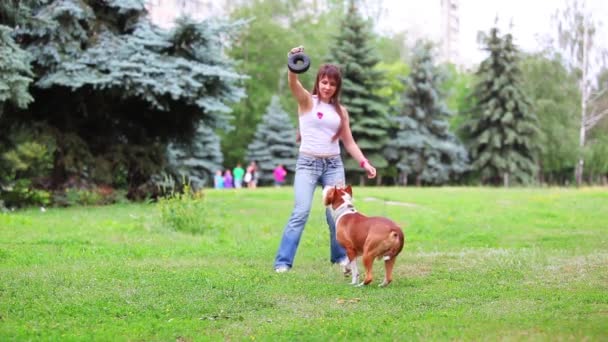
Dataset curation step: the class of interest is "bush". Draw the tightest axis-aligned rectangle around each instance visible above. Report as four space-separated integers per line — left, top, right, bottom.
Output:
0 124 55 208
1 179 51 208
52 186 129 207
157 183 212 234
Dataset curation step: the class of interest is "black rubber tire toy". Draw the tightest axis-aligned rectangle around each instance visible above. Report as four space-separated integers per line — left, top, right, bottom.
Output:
287 52 311 74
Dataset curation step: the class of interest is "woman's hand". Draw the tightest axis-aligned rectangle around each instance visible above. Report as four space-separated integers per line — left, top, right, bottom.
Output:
364 162 376 179
288 46 304 57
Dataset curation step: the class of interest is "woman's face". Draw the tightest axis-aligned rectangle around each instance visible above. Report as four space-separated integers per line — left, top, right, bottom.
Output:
318 75 338 102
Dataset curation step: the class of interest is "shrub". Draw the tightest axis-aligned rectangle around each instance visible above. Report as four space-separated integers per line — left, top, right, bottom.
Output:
52 186 128 207
157 183 211 234
0 124 55 208
1 179 51 208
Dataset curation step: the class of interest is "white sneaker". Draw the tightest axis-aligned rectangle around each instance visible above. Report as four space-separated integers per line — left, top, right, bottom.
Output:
275 266 290 273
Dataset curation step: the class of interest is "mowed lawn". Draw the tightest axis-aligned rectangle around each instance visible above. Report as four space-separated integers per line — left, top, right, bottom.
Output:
1 187 607 341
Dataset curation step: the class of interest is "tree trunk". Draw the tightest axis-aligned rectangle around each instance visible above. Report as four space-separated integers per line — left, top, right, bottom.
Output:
503 172 509 187
415 174 421 187
401 172 408 186
376 174 382 186
576 23 590 187
537 161 544 185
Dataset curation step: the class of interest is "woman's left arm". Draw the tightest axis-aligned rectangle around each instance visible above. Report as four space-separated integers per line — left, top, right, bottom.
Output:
340 107 377 179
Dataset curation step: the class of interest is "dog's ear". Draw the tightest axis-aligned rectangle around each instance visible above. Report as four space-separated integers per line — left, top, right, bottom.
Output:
345 185 352 196
323 187 335 206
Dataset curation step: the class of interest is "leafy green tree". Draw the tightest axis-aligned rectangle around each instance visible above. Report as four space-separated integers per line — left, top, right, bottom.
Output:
375 61 410 110
519 52 580 184
373 30 409 64
441 63 474 133
463 26 541 186
585 68 608 184
553 0 608 186
385 40 468 186
166 122 223 190
328 0 391 185
1 0 245 200
246 96 297 185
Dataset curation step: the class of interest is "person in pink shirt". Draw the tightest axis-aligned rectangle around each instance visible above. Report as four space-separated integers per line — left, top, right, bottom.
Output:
273 164 287 187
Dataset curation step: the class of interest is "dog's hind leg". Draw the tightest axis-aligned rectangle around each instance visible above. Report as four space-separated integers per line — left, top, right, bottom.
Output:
380 257 396 287
349 258 359 285
361 253 374 285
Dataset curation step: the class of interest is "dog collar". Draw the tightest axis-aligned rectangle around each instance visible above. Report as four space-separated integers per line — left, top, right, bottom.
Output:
331 203 357 226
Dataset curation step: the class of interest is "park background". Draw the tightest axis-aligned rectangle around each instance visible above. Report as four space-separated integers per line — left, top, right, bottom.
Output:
1 1 607 340
1 0 607 207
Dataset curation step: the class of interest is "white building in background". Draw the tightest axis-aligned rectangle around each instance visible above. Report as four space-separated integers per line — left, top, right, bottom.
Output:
440 0 460 65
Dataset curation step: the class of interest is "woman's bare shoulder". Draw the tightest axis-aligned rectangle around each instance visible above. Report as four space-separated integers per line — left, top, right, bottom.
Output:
339 104 350 116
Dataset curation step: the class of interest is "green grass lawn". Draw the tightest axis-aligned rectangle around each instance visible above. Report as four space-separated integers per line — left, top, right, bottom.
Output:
1 187 607 341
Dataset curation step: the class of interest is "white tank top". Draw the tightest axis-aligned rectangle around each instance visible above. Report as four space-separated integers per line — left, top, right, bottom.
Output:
299 96 341 155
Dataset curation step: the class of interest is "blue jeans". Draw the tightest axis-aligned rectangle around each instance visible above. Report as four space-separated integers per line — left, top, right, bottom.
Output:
274 154 346 269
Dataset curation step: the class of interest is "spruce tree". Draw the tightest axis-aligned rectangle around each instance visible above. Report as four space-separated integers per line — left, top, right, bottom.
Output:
0 0 38 117
328 0 390 185
246 96 297 185
166 122 223 190
385 41 468 186
464 27 541 186
0 0 245 197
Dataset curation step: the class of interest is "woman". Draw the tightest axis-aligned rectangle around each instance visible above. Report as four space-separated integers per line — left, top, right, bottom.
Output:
274 46 376 273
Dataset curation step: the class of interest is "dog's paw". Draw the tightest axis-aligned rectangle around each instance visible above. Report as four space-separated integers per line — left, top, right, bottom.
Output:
379 278 392 287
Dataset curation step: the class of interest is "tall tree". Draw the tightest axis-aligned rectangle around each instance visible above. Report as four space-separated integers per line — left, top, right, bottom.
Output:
1 1 245 199
246 95 297 185
385 40 468 186
519 52 580 184
0 0 37 117
463 26 541 186
553 0 608 186
585 68 608 184
166 122 223 190
441 63 474 133
328 0 390 185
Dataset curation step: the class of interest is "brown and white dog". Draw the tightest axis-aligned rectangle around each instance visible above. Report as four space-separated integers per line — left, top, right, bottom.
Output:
323 185 405 287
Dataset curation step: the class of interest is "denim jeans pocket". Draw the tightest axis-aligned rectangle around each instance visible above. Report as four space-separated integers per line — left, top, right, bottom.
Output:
296 155 317 171
326 156 343 169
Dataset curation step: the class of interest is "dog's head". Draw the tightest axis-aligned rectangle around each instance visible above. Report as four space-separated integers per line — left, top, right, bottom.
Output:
323 185 353 209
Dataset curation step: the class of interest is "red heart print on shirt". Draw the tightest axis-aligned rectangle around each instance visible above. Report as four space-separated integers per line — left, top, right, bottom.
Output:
317 112 323 119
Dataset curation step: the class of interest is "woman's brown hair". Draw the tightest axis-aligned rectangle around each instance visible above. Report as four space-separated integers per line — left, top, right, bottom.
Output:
311 64 345 141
